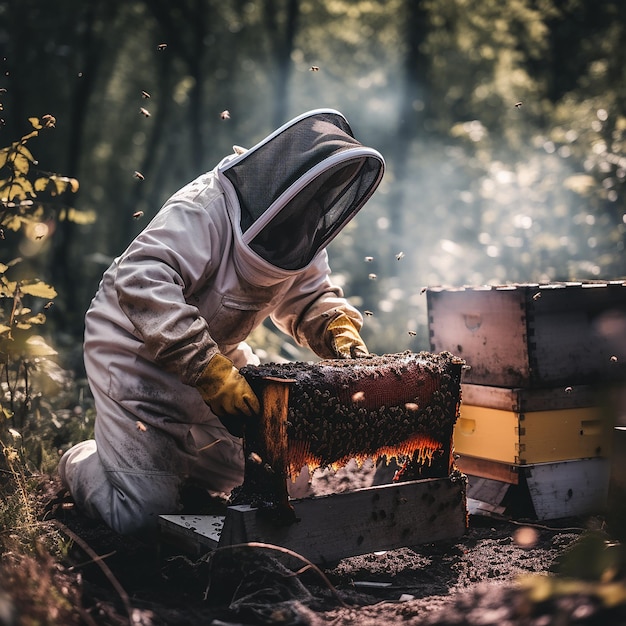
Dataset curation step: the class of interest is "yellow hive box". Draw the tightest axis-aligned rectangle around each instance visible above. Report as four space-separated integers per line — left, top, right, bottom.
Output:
454 384 612 465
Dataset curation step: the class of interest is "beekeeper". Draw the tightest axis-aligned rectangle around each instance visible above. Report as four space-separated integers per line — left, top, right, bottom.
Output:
59 109 385 534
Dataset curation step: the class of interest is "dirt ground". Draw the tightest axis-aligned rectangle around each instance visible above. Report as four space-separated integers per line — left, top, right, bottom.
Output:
19 461 626 626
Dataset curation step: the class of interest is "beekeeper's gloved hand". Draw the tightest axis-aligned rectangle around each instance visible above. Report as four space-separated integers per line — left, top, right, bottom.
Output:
196 353 260 437
327 313 369 359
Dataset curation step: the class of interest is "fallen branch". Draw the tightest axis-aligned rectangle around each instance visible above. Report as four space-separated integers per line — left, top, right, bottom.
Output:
208 540 351 608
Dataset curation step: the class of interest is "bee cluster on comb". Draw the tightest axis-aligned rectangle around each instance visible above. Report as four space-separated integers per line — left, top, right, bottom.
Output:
233 351 464 522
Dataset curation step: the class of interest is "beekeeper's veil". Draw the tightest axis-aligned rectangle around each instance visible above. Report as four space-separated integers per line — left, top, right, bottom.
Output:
218 109 385 271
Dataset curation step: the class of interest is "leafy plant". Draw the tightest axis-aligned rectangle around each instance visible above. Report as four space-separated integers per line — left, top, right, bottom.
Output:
0 115 91 471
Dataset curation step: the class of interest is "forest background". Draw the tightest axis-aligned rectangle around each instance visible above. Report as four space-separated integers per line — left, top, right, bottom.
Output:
0 3 625 621
1 0 625 367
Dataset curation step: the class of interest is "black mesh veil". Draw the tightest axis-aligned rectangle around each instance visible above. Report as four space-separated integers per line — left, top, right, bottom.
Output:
220 110 385 270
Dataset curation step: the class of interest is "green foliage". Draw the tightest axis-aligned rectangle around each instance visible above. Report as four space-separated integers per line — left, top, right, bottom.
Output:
0 116 92 235
0 114 92 473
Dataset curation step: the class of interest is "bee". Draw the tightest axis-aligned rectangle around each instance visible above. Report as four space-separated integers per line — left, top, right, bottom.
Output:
396 251 405 261
368 273 377 280
140 107 151 118
408 330 417 336
44 301 54 310
610 355 619 362
41 114 56 128
405 402 419 412
248 452 263 464
309 66 320 72
564 386 573 393
364 256 374 262
134 171 145 180
532 292 541 300
514 101 523 108
133 211 144 220
420 287 427 294
141 90 151 99
220 110 231 120
135 421 147 432
352 391 365 403
157 43 168 51
364 310 374 316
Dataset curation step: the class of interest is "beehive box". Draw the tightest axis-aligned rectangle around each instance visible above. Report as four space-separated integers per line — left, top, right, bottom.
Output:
454 383 612 465
607 427 626 538
466 458 610 520
427 282 626 388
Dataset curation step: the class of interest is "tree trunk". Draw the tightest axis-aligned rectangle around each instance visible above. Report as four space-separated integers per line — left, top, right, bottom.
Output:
388 0 430 237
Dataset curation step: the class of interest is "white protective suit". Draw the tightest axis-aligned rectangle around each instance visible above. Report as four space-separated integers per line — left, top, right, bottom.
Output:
59 109 385 534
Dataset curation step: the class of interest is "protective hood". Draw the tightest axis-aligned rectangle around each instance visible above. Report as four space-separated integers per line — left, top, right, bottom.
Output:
218 109 385 271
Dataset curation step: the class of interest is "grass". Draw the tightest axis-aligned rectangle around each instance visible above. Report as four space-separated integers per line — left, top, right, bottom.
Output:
0 357 96 625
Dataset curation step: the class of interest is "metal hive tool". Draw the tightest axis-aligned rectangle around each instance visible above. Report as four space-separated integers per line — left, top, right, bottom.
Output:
233 351 465 524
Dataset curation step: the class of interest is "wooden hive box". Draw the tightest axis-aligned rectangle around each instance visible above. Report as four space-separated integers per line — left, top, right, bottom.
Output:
427 281 626 388
159 352 470 563
454 383 612 467
466 458 610 520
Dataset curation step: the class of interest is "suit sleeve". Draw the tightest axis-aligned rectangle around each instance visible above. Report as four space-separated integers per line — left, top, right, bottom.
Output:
269 250 363 359
113 198 222 386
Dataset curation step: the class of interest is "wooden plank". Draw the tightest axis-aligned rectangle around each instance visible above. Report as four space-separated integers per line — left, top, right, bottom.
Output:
455 455 519 484
466 477 509 515
461 383 599 412
159 514 223 556
219 477 467 565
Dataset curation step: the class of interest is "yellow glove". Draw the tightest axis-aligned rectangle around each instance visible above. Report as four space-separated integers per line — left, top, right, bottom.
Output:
327 313 369 359
196 353 260 437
